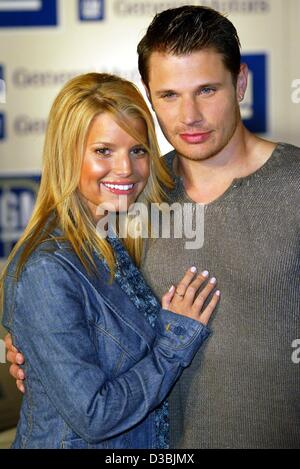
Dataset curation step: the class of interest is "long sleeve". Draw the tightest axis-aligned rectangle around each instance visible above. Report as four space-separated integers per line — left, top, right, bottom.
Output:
8 255 210 444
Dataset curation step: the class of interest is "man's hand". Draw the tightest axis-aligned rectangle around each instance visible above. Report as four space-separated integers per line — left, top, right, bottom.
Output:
4 333 26 393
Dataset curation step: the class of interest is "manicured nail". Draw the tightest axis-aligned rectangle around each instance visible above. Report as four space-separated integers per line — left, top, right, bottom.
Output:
18 370 24 380
215 290 221 296
20 385 25 393
202 270 209 277
210 277 216 284
169 285 175 292
190 266 197 273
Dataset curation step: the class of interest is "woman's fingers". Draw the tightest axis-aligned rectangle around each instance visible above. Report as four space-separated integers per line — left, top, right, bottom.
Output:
184 270 210 303
174 266 198 298
199 290 221 325
165 267 221 326
161 285 175 309
192 276 218 312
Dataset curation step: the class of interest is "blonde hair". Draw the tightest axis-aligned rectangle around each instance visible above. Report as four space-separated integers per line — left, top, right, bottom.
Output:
0 73 174 288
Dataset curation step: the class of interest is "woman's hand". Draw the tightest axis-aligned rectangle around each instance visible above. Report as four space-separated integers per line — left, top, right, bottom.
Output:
4 333 25 393
161 267 220 325
5 266 219 394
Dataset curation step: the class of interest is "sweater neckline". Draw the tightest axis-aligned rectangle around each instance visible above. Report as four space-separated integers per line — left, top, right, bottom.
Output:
167 142 287 206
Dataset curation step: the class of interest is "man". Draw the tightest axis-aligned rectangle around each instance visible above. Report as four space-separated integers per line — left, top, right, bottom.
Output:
5 6 300 448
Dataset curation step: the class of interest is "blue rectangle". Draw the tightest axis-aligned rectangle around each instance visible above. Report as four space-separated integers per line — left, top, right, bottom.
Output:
0 65 4 103
0 0 57 27
79 0 104 21
0 175 41 259
0 113 5 140
241 53 267 134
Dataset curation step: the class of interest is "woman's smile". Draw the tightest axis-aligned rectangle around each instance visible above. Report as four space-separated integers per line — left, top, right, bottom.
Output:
79 112 150 219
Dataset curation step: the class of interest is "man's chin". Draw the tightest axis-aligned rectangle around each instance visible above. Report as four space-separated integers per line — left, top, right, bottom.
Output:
177 149 216 162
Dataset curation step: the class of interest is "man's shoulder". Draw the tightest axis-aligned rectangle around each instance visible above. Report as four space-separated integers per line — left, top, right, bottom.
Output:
162 149 176 167
273 142 300 182
276 142 300 165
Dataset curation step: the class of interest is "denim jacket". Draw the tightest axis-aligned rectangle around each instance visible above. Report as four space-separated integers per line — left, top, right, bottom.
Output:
2 229 211 449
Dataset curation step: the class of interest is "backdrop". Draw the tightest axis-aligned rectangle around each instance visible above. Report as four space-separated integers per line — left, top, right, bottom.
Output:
0 0 300 263
0 0 300 432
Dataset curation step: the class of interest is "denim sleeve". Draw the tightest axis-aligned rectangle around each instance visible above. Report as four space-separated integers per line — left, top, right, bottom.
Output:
11 255 210 443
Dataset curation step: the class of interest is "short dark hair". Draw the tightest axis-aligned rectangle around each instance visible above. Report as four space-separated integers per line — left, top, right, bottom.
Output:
137 5 241 87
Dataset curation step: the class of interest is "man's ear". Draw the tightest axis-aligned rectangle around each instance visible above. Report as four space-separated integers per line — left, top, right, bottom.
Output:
142 81 154 110
236 63 248 102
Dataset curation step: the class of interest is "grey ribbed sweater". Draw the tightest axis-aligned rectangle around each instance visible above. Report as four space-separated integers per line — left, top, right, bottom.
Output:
141 142 300 448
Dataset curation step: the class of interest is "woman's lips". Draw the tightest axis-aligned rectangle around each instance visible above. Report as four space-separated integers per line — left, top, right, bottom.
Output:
179 131 211 144
101 182 136 195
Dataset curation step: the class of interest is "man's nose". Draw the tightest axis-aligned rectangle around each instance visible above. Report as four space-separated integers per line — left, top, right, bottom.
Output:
180 96 203 126
113 152 133 177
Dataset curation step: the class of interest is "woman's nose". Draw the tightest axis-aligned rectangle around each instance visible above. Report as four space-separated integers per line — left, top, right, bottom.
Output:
113 152 133 177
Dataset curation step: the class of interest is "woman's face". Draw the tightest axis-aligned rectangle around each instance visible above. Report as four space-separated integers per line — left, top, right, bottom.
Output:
79 112 150 220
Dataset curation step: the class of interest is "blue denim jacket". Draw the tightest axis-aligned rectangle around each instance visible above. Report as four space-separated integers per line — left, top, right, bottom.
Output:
2 229 210 449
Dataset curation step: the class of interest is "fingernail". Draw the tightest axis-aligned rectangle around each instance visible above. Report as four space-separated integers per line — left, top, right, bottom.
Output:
215 290 221 296
169 285 175 292
202 270 209 277
16 354 23 364
20 385 25 393
190 266 197 273
18 370 24 380
210 277 216 284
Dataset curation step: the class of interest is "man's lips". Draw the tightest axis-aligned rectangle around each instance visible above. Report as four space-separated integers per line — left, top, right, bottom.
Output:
101 182 136 195
179 131 212 144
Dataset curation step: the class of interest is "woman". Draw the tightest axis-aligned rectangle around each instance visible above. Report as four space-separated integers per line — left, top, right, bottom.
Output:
1 73 220 449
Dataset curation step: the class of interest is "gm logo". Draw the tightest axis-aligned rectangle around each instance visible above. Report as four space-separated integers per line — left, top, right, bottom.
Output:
241 54 267 134
79 0 104 21
0 176 41 259
0 0 57 28
0 65 5 104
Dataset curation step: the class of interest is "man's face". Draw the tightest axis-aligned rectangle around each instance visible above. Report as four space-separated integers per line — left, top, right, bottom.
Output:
147 49 247 161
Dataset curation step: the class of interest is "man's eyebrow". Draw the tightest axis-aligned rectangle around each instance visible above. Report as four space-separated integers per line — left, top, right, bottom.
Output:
154 82 223 96
154 89 175 96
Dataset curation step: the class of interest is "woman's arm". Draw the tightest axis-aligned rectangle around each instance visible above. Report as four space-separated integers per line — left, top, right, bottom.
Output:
6 256 213 444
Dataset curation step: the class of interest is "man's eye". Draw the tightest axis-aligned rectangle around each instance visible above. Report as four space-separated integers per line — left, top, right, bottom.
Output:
200 87 215 95
161 92 176 99
131 147 148 157
95 148 111 156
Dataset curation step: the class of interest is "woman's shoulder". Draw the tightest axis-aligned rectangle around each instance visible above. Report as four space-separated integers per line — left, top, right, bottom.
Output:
6 230 69 278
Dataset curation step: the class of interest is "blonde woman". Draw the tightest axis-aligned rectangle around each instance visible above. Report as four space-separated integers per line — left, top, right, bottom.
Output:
1 73 220 449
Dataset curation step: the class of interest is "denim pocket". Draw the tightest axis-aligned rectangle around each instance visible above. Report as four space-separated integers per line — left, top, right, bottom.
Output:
61 438 108 449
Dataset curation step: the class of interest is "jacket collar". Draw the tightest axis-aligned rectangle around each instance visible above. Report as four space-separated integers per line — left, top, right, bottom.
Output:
51 231 156 346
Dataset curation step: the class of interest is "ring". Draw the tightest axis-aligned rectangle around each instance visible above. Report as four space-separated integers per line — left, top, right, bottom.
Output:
175 291 184 298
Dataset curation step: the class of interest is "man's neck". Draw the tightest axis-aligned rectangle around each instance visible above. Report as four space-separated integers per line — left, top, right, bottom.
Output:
175 126 277 204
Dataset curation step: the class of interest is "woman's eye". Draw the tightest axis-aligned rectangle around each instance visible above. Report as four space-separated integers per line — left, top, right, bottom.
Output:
95 148 111 157
131 147 148 157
